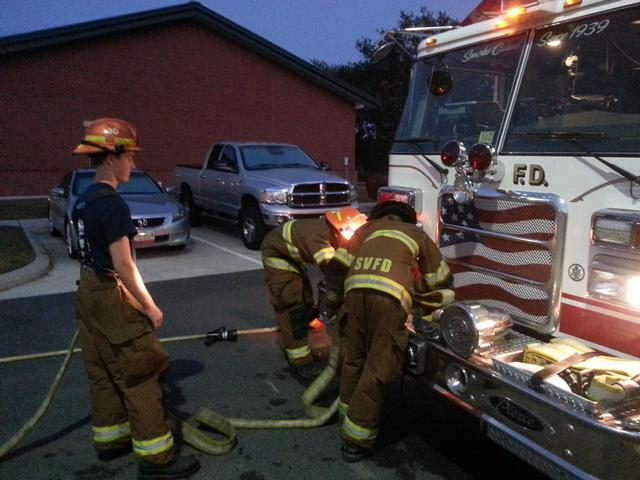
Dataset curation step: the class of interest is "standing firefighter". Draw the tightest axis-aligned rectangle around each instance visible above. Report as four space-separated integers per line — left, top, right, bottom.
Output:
72 118 200 479
261 207 367 379
334 201 454 462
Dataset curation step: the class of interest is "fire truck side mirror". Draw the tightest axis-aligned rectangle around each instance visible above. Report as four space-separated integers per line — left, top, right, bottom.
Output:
429 70 452 96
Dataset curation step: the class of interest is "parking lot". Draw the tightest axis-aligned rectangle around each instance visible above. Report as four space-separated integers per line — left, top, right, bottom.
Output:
0 213 545 480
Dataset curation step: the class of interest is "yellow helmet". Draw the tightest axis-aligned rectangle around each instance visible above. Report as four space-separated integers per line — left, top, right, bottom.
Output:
325 207 367 240
73 118 142 155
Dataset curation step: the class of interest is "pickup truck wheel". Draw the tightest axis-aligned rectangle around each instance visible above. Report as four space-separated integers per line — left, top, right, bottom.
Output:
239 207 266 250
180 193 201 226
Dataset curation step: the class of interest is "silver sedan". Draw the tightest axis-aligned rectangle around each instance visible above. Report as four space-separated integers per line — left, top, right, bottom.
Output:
48 169 190 258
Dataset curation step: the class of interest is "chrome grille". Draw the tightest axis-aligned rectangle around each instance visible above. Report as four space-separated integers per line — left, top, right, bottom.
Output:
289 182 350 208
438 188 567 334
133 217 164 228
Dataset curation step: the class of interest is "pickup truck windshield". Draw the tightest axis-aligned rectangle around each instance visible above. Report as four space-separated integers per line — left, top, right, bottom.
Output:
395 33 526 153
73 171 163 195
504 5 640 154
240 145 319 170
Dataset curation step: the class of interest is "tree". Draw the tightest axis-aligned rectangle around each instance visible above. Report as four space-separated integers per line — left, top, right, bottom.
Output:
313 8 458 178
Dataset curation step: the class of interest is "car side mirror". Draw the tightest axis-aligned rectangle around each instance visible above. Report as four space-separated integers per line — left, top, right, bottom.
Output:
429 69 452 97
320 162 332 171
50 186 66 198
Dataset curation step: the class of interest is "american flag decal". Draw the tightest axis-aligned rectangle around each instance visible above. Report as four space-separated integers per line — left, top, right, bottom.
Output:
439 192 559 327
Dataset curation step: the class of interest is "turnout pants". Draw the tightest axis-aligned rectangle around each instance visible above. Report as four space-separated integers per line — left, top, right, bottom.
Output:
264 265 315 365
75 267 173 464
339 290 409 448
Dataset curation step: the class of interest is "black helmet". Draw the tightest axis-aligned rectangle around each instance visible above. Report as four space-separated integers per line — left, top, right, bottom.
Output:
369 201 417 224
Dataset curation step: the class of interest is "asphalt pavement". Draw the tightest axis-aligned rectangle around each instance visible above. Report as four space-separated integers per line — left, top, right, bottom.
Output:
0 215 547 480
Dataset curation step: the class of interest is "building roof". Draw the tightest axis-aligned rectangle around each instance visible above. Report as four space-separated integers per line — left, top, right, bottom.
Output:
0 1 379 110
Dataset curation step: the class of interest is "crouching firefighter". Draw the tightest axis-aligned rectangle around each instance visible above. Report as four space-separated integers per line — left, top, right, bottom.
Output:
261 207 367 379
331 201 455 462
71 118 199 479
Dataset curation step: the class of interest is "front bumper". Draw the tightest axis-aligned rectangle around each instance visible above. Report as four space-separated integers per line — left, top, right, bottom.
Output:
260 201 359 227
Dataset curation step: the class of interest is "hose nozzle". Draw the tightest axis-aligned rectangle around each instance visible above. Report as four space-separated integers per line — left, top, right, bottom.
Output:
204 326 238 346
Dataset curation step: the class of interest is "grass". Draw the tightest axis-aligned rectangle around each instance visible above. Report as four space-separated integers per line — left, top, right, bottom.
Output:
0 198 49 220
0 226 35 274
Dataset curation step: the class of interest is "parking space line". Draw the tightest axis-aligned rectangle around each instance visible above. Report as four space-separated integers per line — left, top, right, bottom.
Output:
191 235 263 266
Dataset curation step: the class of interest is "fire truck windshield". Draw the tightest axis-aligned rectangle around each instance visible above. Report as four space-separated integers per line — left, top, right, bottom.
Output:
504 5 640 155
395 33 526 153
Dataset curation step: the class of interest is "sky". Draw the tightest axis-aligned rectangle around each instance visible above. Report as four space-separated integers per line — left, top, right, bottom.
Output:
0 0 479 65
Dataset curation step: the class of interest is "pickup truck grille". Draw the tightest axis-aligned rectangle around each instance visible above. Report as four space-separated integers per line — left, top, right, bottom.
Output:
289 182 350 208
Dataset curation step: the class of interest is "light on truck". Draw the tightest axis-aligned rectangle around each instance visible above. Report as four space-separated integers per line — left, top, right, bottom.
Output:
564 0 582 8
589 268 640 307
495 6 525 28
259 189 288 204
426 37 437 47
441 140 466 167
592 217 635 246
468 143 493 171
377 186 418 209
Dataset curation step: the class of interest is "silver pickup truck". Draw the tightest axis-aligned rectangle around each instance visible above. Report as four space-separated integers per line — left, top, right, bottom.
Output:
174 142 358 249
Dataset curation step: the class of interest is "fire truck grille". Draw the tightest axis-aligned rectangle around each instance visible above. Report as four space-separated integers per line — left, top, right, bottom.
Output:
289 183 351 208
439 191 564 331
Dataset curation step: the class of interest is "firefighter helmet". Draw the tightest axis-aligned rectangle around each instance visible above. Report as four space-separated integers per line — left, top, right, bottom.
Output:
369 201 417 224
325 207 367 240
72 118 142 155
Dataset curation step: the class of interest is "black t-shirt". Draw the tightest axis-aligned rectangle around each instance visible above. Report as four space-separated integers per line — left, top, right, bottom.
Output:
78 183 137 272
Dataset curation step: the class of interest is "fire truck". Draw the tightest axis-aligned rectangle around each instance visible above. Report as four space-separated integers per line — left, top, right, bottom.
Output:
376 1 640 478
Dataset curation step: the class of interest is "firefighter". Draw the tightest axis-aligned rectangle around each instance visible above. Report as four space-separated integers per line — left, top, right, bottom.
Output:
72 118 200 479
333 201 454 462
261 207 367 379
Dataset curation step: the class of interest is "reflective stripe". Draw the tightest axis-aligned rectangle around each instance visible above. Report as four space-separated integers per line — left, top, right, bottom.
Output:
313 247 335 265
93 421 131 444
338 401 349 418
414 288 455 308
286 345 311 360
341 415 378 443
345 274 412 313
133 431 174 457
85 134 135 146
263 256 299 273
424 260 451 288
282 221 302 262
364 230 419 257
333 248 354 267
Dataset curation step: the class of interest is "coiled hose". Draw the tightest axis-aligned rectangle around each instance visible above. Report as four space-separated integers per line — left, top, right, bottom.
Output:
0 326 340 459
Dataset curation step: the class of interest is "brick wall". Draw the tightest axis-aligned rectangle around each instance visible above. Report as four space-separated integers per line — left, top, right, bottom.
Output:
0 21 356 196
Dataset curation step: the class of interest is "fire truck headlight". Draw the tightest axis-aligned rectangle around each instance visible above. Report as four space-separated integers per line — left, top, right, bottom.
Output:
588 268 640 307
592 216 635 246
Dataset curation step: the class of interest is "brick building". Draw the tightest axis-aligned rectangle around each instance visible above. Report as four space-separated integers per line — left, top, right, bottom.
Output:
0 2 377 196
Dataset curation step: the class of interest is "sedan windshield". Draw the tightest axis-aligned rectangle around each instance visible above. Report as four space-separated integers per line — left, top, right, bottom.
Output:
73 171 163 195
241 145 319 170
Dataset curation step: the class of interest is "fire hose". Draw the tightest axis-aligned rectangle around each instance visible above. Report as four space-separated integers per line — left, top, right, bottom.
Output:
0 323 340 460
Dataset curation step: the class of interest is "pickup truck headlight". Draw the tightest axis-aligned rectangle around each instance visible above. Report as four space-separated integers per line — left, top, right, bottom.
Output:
349 185 357 203
259 189 288 204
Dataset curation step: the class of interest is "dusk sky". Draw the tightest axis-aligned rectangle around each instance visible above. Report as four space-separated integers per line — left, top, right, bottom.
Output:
0 1 480 64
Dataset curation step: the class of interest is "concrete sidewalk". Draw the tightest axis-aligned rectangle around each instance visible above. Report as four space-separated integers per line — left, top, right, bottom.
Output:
0 219 50 292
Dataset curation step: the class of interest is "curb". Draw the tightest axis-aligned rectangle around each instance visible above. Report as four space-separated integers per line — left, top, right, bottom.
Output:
0 222 50 292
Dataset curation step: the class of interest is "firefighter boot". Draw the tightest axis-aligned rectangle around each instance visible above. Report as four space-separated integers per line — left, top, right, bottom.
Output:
341 442 374 463
137 454 200 479
289 358 325 380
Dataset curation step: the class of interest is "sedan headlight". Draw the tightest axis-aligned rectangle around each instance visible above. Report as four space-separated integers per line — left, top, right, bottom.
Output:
172 208 185 222
259 189 288 204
